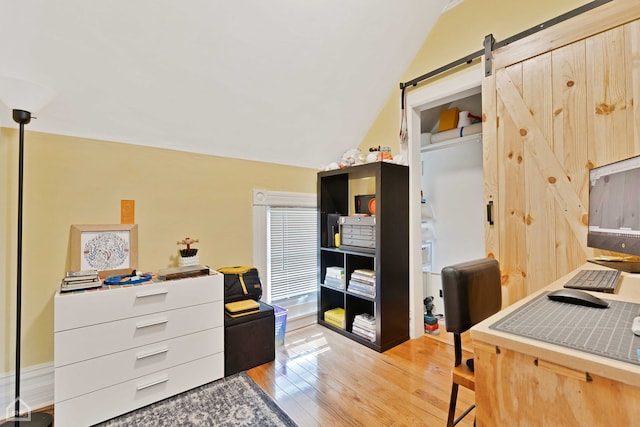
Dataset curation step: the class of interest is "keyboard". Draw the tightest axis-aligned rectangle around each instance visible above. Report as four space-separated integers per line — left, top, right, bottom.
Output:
563 269 621 293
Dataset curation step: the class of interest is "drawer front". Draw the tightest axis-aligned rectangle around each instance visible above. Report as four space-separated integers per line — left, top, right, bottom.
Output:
341 236 376 248
54 353 224 427
55 301 223 366
341 225 375 237
55 272 223 331
55 326 223 402
340 216 376 226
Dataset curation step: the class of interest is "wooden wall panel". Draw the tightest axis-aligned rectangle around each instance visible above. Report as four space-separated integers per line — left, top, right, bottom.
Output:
522 53 557 294
495 66 589 300
498 64 527 304
625 20 640 154
486 5 640 305
551 40 590 276
586 26 628 166
481 57 500 263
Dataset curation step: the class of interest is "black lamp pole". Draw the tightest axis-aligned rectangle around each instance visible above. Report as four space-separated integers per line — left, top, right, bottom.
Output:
1 109 52 426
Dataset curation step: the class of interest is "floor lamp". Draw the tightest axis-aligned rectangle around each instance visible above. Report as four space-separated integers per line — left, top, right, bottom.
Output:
1 79 54 427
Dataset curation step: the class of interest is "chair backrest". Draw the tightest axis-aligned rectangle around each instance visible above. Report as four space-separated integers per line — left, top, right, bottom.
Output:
441 258 502 335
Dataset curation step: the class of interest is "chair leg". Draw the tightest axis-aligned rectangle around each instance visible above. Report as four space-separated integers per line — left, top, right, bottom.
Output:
447 382 459 427
454 403 476 425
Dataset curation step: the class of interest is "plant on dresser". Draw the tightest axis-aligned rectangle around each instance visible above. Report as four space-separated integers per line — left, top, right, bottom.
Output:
53 273 224 427
318 162 409 352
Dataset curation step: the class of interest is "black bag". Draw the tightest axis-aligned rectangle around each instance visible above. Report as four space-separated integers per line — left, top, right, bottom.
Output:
218 266 263 302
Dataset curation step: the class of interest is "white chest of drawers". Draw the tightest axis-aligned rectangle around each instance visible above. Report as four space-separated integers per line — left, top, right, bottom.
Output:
54 273 224 427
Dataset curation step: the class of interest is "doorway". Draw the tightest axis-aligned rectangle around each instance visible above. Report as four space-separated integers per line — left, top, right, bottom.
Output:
405 65 483 338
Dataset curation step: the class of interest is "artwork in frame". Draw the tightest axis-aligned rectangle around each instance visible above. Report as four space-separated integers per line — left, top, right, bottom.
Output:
70 224 138 278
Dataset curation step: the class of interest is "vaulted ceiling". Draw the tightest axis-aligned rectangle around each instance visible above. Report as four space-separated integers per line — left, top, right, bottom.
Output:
0 0 449 168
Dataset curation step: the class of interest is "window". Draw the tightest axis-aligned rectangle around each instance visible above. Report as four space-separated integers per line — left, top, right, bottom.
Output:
252 190 317 303
268 207 317 301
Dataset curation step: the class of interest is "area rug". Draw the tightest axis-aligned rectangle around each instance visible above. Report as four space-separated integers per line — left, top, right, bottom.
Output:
96 372 297 426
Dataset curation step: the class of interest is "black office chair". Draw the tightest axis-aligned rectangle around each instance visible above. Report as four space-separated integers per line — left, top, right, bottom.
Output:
441 258 502 427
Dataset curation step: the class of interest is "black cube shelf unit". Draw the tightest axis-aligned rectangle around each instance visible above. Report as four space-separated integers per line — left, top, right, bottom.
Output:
317 161 409 352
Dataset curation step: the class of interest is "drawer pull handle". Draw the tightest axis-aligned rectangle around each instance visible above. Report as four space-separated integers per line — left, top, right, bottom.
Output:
136 318 168 329
135 289 169 298
136 375 169 391
136 346 169 360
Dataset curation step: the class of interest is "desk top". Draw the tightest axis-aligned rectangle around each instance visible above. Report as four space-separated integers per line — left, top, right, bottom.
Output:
471 263 640 387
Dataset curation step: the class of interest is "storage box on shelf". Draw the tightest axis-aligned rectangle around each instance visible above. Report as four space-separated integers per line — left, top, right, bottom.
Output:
54 273 224 427
317 162 409 352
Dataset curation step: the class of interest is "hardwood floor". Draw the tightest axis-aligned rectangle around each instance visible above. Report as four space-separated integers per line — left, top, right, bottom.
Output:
14 324 473 427
248 324 475 427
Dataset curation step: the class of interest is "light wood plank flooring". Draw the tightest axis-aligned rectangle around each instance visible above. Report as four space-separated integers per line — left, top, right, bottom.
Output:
248 324 475 427
16 324 473 427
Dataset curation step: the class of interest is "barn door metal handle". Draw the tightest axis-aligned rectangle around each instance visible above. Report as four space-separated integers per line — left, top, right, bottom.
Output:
487 201 494 225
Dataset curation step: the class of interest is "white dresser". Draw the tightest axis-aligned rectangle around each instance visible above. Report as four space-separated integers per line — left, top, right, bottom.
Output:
54 273 224 427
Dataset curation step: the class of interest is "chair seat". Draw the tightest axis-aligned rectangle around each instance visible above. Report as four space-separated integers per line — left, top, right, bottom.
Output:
452 364 475 391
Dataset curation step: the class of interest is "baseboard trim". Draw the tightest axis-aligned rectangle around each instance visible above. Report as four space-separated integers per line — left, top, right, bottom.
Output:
0 362 54 414
287 312 317 331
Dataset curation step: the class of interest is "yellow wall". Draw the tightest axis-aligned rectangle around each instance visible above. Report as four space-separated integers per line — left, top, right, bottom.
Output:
0 128 316 369
1 0 597 373
359 0 591 155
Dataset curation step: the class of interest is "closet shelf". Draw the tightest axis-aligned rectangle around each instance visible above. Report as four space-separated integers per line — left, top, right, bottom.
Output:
421 132 482 153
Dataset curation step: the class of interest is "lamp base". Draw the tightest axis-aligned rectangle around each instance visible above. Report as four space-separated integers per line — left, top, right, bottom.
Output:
0 412 52 426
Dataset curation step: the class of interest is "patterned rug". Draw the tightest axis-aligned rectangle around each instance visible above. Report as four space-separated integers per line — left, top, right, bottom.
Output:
96 372 297 426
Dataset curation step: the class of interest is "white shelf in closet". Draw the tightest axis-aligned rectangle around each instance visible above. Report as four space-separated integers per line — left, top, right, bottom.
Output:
420 132 482 153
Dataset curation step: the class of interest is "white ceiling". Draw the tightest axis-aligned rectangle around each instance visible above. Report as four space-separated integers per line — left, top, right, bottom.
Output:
0 0 448 168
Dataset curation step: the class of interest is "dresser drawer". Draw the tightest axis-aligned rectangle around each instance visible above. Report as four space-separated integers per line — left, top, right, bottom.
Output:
55 301 223 366
55 326 223 402
54 273 223 331
54 353 224 427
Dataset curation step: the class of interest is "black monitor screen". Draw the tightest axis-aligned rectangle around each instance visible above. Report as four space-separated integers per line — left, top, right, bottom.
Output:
588 155 640 256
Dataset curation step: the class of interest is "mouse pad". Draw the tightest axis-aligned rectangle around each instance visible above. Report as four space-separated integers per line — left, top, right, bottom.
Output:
490 292 640 366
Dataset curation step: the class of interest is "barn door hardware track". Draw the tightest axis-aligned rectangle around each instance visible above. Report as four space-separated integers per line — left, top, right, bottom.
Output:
399 0 613 91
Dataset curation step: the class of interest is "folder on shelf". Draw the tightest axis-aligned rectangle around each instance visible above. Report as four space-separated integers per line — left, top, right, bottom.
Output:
324 307 346 328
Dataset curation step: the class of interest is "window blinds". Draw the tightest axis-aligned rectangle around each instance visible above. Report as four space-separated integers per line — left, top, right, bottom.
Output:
268 207 317 301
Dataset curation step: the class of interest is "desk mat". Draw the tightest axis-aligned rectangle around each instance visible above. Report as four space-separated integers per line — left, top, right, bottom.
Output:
490 292 640 366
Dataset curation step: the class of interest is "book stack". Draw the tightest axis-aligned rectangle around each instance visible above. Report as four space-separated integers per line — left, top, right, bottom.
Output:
324 266 345 290
324 307 346 329
352 313 376 342
347 269 376 298
61 270 101 292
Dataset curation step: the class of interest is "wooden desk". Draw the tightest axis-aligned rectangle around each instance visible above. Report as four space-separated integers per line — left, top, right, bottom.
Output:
470 264 640 426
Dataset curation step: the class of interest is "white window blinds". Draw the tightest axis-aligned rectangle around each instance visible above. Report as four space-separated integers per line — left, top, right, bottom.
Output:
268 207 317 301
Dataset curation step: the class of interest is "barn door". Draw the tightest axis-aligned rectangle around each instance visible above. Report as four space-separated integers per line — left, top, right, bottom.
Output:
482 1 640 306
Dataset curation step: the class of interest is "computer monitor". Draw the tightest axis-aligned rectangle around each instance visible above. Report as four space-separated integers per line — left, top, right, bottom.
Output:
587 154 640 272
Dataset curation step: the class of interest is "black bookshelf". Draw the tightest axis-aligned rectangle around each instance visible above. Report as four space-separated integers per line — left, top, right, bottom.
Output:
317 162 409 352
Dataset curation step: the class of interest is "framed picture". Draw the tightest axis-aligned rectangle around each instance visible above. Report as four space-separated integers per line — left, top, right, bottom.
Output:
70 224 138 278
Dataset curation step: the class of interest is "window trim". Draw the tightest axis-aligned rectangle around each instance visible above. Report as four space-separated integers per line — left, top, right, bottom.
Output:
252 189 316 302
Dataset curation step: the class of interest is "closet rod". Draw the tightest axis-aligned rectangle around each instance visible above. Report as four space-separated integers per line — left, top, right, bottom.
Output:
399 0 613 91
